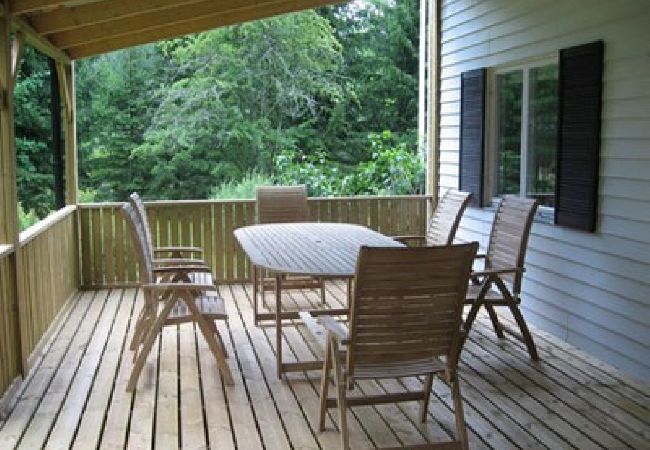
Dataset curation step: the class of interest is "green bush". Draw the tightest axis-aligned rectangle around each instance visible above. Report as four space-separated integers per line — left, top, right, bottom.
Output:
211 171 275 199
273 131 424 197
19 203 39 231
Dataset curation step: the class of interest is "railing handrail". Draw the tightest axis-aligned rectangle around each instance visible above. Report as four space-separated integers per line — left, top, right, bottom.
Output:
19 205 77 247
77 194 433 209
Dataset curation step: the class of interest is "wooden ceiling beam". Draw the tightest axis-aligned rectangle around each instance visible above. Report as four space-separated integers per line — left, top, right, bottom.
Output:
10 0 98 16
31 0 207 35
51 0 281 49
0 2 70 62
67 0 345 59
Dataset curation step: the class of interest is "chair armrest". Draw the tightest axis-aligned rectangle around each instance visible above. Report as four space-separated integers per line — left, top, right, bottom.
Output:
392 235 427 244
152 266 211 274
319 316 349 344
472 267 524 277
142 282 214 292
153 258 207 266
154 246 203 255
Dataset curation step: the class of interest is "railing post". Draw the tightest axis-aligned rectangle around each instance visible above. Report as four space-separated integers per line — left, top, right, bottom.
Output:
425 0 441 217
0 0 28 376
56 61 78 205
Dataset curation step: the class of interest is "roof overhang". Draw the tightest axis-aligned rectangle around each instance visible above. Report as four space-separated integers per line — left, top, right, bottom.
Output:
2 0 346 61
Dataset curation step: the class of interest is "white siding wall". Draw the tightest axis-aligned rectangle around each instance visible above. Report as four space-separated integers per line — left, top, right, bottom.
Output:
439 0 650 379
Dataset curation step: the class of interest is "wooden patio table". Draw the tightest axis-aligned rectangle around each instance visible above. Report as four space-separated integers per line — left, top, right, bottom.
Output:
234 222 403 379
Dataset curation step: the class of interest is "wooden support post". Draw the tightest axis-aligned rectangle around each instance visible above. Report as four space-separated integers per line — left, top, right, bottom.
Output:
425 0 441 213
49 58 64 209
55 61 77 205
0 0 27 375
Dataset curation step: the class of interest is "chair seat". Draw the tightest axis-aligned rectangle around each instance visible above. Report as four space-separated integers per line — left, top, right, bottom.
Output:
352 357 447 380
167 294 227 323
464 284 520 304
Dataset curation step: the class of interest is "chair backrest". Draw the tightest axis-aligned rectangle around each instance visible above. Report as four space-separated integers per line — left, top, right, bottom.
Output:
129 192 154 255
347 243 478 378
122 202 154 285
426 189 472 246
256 185 309 224
486 195 539 295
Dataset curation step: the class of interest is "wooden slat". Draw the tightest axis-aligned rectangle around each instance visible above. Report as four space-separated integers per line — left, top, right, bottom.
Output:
78 197 430 286
65 0 347 59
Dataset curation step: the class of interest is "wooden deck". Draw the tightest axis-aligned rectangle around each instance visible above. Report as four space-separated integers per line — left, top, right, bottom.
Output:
0 283 648 449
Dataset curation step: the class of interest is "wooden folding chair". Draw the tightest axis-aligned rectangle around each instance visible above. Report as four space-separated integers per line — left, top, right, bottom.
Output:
462 195 540 360
128 193 217 351
129 192 207 269
122 203 234 391
301 243 478 450
254 185 327 310
394 189 472 246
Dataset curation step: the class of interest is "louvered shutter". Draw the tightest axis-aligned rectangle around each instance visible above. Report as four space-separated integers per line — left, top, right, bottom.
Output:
459 68 486 207
555 41 604 232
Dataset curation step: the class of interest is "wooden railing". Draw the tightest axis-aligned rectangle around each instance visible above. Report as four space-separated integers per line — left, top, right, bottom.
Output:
0 206 79 401
78 195 430 287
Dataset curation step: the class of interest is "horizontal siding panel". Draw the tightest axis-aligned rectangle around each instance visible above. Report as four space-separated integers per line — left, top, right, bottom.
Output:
462 207 650 265
599 178 650 202
566 330 649 380
525 256 650 317
601 138 650 159
599 196 650 223
441 0 650 378
521 278 650 351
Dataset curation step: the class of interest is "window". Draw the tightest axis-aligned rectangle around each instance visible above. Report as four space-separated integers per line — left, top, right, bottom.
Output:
491 60 558 207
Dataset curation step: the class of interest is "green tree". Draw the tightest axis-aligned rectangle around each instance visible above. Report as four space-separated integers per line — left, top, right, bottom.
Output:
14 46 54 217
76 45 167 201
135 11 344 199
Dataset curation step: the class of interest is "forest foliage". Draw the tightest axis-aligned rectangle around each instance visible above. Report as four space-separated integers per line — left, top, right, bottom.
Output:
15 0 422 223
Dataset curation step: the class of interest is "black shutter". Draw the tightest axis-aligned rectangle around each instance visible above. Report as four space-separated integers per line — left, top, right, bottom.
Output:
555 41 604 232
459 68 486 207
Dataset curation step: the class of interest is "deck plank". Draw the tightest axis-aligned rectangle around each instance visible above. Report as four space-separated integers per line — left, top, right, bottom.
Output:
45 289 122 449
99 289 142 450
470 319 650 447
17 290 109 450
72 289 137 450
0 284 647 450
0 291 89 449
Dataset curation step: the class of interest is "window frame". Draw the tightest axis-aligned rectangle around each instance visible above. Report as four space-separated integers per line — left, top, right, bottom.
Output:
485 54 558 219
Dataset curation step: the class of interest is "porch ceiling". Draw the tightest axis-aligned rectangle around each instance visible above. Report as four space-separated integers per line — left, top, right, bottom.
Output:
5 0 346 60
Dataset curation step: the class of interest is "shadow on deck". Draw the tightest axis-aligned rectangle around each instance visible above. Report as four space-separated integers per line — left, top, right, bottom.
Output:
0 282 648 449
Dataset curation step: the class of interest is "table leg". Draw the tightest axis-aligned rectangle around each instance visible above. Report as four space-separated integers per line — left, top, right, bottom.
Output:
253 264 258 325
276 273 283 379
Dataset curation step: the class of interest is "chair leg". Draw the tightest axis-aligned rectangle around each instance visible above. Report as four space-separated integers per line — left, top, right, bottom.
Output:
319 341 333 432
420 373 434 423
130 310 148 351
127 298 175 391
463 300 482 335
508 303 539 361
184 293 235 385
208 319 228 359
320 278 326 305
331 340 349 450
485 304 505 338
451 376 468 450
253 266 259 325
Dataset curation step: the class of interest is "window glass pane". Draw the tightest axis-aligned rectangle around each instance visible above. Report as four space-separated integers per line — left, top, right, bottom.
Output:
527 64 558 207
496 70 523 196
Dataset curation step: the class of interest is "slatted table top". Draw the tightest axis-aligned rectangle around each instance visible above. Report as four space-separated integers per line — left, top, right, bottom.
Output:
234 222 403 277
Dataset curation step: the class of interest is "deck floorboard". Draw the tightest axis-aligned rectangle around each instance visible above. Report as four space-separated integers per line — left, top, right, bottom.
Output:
0 283 648 449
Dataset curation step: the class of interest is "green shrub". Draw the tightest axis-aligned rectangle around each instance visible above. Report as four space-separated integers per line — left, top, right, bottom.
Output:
211 170 275 199
19 203 39 231
272 131 424 197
